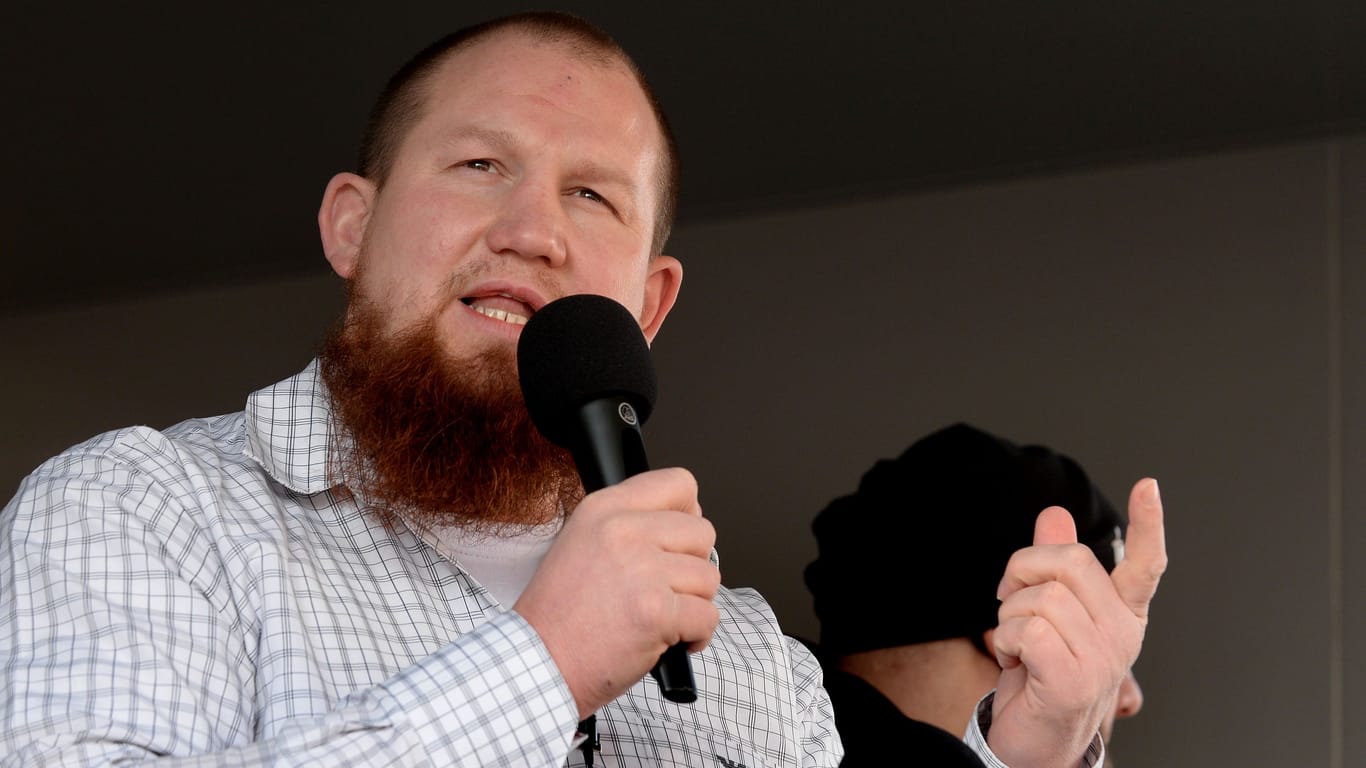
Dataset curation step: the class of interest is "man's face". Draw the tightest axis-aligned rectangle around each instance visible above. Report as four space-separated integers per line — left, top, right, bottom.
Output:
322 31 680 356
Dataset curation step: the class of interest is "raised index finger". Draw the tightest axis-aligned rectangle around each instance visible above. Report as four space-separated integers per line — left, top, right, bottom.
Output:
996 506 1112 603
1110 477 1168 620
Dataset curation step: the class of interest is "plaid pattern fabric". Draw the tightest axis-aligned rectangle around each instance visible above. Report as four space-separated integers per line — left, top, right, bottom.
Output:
1 361 843 767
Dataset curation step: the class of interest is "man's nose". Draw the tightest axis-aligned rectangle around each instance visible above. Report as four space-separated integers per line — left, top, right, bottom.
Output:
1115 671 1144 719
484 182 569 267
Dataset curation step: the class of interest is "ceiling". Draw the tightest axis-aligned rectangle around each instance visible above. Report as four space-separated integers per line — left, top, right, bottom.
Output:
5 1 1364 314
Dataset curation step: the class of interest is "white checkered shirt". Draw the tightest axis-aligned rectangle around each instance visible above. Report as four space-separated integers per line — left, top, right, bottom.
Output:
1 361 843 766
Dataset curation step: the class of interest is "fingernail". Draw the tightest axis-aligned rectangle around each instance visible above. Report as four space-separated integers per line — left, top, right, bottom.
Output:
1148 479 1161 505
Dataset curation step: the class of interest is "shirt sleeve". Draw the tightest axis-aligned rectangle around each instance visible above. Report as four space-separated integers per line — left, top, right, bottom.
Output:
962 691 1105 768
0 443 581 767
785 635 844 767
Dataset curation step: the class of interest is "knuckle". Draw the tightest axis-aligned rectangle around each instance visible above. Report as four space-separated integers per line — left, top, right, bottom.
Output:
995 617 1021 643
1149 552 1170 577
633 588 670 629
1022 615 1052 644
701 566 722 596
662 466 698 492
1004 549 1027 572
697 517 717 546
572 491 608 520
1040 580 1071 603
598 512 638 546
1064 543 1097 569
596 512 624 542
999 551 1027 583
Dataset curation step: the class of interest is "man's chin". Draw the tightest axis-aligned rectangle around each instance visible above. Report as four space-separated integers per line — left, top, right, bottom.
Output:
319 300 581 531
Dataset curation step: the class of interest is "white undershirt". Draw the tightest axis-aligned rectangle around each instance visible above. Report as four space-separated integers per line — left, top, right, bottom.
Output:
430 521 562 607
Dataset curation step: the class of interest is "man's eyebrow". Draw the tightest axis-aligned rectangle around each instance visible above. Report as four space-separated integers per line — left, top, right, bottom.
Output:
443 125 519 153
565 158 640 200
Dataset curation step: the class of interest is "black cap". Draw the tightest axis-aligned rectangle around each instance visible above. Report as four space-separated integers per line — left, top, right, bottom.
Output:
804 423 1126 657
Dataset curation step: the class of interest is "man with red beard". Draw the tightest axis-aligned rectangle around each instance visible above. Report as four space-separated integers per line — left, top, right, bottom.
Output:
0 11 1166 768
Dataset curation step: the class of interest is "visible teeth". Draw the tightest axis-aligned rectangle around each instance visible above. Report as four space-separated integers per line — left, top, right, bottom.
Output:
473 305 528 325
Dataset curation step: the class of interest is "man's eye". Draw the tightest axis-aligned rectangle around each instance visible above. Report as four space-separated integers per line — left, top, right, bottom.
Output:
463 159 494 172
572 188 607 205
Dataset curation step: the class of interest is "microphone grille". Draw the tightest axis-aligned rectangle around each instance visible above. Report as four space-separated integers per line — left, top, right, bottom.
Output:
517 294 658 447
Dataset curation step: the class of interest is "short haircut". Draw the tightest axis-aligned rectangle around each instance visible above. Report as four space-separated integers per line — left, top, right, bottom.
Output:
358 11 680 256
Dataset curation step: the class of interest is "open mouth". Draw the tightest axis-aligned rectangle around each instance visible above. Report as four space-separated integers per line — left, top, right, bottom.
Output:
460 292 533 326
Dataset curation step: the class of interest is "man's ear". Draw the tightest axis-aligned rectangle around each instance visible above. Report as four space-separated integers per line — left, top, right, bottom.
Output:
318 172 376 279
638 254 683 344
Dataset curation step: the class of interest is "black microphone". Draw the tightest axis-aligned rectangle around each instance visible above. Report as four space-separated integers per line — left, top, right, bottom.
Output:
517 293 698 705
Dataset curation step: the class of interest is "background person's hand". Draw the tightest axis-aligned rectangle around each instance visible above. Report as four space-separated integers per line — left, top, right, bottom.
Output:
988 478 1167 767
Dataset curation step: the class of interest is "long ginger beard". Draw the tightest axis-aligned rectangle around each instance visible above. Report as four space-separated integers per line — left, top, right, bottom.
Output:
318 297 584 535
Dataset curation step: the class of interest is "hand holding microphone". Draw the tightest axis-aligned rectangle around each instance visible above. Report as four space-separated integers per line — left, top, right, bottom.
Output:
513 294 716 719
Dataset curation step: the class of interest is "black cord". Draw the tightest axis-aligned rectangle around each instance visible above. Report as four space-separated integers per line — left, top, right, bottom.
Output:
577 715 598 767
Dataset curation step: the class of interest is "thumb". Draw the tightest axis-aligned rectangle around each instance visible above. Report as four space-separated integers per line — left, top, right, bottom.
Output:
1111 478 1168 620
1033 505 1079 546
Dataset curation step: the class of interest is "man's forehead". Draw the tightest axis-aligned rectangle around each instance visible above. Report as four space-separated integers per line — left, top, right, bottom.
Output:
424 35 663 178
421 44 656 152
419 34 649 137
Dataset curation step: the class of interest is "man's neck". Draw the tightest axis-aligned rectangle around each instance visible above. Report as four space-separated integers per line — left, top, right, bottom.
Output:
837 638 1001 737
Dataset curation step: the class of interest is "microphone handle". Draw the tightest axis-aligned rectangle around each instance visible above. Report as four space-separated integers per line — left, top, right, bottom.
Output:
576 399 698 704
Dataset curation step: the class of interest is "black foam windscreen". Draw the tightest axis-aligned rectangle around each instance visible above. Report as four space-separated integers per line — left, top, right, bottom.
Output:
517 294 657 447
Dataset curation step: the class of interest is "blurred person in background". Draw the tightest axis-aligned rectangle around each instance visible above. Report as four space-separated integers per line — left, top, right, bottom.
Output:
805 423 1146 767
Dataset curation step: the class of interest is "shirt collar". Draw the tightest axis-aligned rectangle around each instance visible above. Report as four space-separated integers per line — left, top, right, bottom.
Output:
243 359 339 495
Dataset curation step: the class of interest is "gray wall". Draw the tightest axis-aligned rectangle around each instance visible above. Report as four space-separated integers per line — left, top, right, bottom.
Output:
3 136 1360 766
